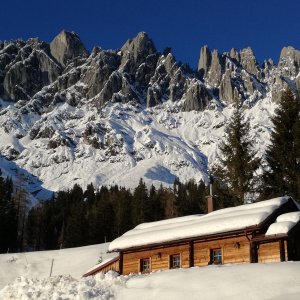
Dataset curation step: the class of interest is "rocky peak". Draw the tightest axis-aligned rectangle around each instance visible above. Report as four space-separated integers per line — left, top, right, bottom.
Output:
50 30 88 66
198 45 212 78
279 46 300 77
0 38 62 102
280 46 300 62
120 32 157 72
198 46 224 87
146 53 185 107
229 48 240 62
239 47 259 76
207 49 223 87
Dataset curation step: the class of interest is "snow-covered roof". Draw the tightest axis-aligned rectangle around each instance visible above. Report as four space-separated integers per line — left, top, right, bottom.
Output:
83 255 119 277
266 211 300 236
108 197 291 251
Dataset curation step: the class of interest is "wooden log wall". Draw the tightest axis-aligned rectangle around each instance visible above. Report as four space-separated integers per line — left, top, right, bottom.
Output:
257 241 286 263
98 260 120 273
194 236 250 266
122 236 251 274
123 243 190 275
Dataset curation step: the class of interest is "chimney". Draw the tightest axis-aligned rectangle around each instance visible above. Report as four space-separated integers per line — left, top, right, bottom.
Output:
207 174 215 213
207 195 215 213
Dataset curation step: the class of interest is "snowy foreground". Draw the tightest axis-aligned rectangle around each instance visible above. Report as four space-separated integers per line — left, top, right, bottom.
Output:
0 243 116 289
1 245 300 300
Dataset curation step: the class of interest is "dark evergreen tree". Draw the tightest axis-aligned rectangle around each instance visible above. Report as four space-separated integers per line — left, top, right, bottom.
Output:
132 178 149 225
26 204 44 250
110 186 133 237
261 89 300 201
87 186 115 244
149 184 164 221
55 191 70 248
84 183 95 205
209 177 236 210
174 178 187 216
185 179 207 214
70 184 84 203
213 100 260 205
64 200 88 247
159 186 177 219
41 200 58 249
0 170 17 253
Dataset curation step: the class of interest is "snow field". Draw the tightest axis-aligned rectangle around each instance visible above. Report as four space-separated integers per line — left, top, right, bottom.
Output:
0 243 116 289
1 262 300 300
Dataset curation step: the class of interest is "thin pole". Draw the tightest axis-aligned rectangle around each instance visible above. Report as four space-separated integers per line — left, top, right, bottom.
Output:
49 259 54 277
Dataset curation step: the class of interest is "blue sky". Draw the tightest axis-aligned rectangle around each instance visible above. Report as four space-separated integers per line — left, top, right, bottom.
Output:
1 0 299 68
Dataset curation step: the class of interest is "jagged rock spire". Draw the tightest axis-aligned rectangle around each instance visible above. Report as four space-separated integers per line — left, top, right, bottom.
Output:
239 47 259 76
120 32 157 71
50 30 88 66
279 46 300 77
198 45 212 78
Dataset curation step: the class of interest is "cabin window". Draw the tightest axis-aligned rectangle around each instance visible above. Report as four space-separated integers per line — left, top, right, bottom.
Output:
140 258 150 273
211 248 222 264
170 254 181 269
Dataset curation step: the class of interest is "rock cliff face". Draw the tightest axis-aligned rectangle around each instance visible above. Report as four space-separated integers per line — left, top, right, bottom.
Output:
197 43 299 105
0 31 299 195
0 39 62 101
198 45 211 78
50 30 88 66
1 31 299 112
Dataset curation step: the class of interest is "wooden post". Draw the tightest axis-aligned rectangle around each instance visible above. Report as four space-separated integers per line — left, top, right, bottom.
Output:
49 259 54 277
189 241 194 268
250 243 258 263
119 252 123 275
280 240 286 262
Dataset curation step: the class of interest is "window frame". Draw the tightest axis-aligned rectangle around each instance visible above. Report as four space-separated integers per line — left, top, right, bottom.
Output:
140 258 151 273
170 253 181 269
211 248 223 265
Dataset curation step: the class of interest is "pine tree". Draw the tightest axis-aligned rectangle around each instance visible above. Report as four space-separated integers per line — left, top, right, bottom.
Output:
174 178 187 216
213 100 260 205
65 201 88 247
84 183 95 204
185 179 207 214
149 184 164 221
132 178 149 225
0 170 17 253
159 186 177 219
261 89 300 201
110 186 132 237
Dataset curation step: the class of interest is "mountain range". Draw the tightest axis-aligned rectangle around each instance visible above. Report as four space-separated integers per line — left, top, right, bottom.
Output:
0 31 299 199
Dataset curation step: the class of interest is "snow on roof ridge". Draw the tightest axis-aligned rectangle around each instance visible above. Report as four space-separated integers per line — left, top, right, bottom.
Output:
266 210 300 236
276 211 300 223
108 197 291 252
134 215 204 230
206 197 290 217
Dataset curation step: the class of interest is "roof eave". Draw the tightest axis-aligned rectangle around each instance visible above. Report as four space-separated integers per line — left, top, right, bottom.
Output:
82 256 120 277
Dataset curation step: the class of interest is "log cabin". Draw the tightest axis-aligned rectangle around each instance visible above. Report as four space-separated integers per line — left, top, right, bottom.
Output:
83 196 300 276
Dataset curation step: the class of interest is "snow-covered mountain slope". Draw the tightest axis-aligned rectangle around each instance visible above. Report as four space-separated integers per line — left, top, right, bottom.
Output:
0 31 299 197
0 96 276 195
